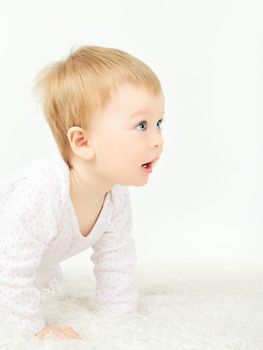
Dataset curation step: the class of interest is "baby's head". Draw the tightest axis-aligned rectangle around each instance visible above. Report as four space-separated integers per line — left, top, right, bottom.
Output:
33 45 165 186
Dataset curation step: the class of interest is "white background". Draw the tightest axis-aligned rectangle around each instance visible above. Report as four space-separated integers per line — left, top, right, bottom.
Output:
0 0 262 270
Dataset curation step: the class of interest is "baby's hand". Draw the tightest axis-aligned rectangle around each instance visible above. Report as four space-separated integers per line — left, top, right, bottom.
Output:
35 325 81 341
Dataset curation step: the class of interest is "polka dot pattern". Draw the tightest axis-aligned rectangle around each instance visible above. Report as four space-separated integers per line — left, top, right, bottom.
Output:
0 152 139 339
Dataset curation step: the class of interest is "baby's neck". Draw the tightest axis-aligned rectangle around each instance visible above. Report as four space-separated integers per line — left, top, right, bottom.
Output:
68 155 112 205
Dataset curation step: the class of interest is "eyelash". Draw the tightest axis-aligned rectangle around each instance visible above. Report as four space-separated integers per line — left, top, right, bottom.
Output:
136 119 164 132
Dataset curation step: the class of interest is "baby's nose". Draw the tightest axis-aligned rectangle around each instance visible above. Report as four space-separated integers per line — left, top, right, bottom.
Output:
150 134 164 149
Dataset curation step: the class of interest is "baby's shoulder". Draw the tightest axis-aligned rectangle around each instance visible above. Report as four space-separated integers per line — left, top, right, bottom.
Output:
109 185 131 216
111 184 130 202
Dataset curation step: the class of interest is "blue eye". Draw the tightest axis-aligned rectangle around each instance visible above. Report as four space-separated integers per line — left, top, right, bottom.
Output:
136 119 163 132
157 119 163 128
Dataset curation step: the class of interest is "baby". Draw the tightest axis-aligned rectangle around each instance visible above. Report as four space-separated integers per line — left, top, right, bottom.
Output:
0 45 165 341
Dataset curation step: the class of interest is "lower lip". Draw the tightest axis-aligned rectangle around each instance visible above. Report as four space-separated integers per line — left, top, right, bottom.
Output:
141 163 153 174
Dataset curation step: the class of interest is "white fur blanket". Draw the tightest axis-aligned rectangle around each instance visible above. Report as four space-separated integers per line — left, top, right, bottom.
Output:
0 260 262 349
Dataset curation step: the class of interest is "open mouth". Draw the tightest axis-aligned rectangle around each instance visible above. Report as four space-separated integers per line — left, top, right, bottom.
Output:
141 157 159 169
141 162 152 169
141 161 155 174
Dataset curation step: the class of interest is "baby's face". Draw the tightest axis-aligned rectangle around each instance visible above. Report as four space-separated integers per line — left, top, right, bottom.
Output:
90 83 165 186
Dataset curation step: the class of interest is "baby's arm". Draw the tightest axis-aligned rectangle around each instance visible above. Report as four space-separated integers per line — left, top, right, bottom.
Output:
0 178 58 339
90 187 139 315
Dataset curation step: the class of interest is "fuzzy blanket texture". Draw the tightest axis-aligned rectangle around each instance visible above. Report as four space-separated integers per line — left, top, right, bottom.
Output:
0 260 262 350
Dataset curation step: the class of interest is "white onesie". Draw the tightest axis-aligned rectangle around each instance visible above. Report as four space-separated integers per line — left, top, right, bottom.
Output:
0 152 139 339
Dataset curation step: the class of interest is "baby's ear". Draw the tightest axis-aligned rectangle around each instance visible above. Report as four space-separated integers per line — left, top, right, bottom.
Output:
67 127 95 160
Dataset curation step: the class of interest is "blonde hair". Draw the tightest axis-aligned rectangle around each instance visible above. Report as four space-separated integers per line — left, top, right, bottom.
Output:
33 45 162 169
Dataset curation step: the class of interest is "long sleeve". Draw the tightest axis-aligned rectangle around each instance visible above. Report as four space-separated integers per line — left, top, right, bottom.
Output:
0 177 59 339
90 187 139 315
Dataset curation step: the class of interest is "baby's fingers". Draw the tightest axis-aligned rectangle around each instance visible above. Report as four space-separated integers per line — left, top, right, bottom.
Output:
60 326 81 339
36 325 81 341
50 330 79 341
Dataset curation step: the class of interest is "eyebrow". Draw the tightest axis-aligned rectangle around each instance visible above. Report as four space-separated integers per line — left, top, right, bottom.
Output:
129 110 165 119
